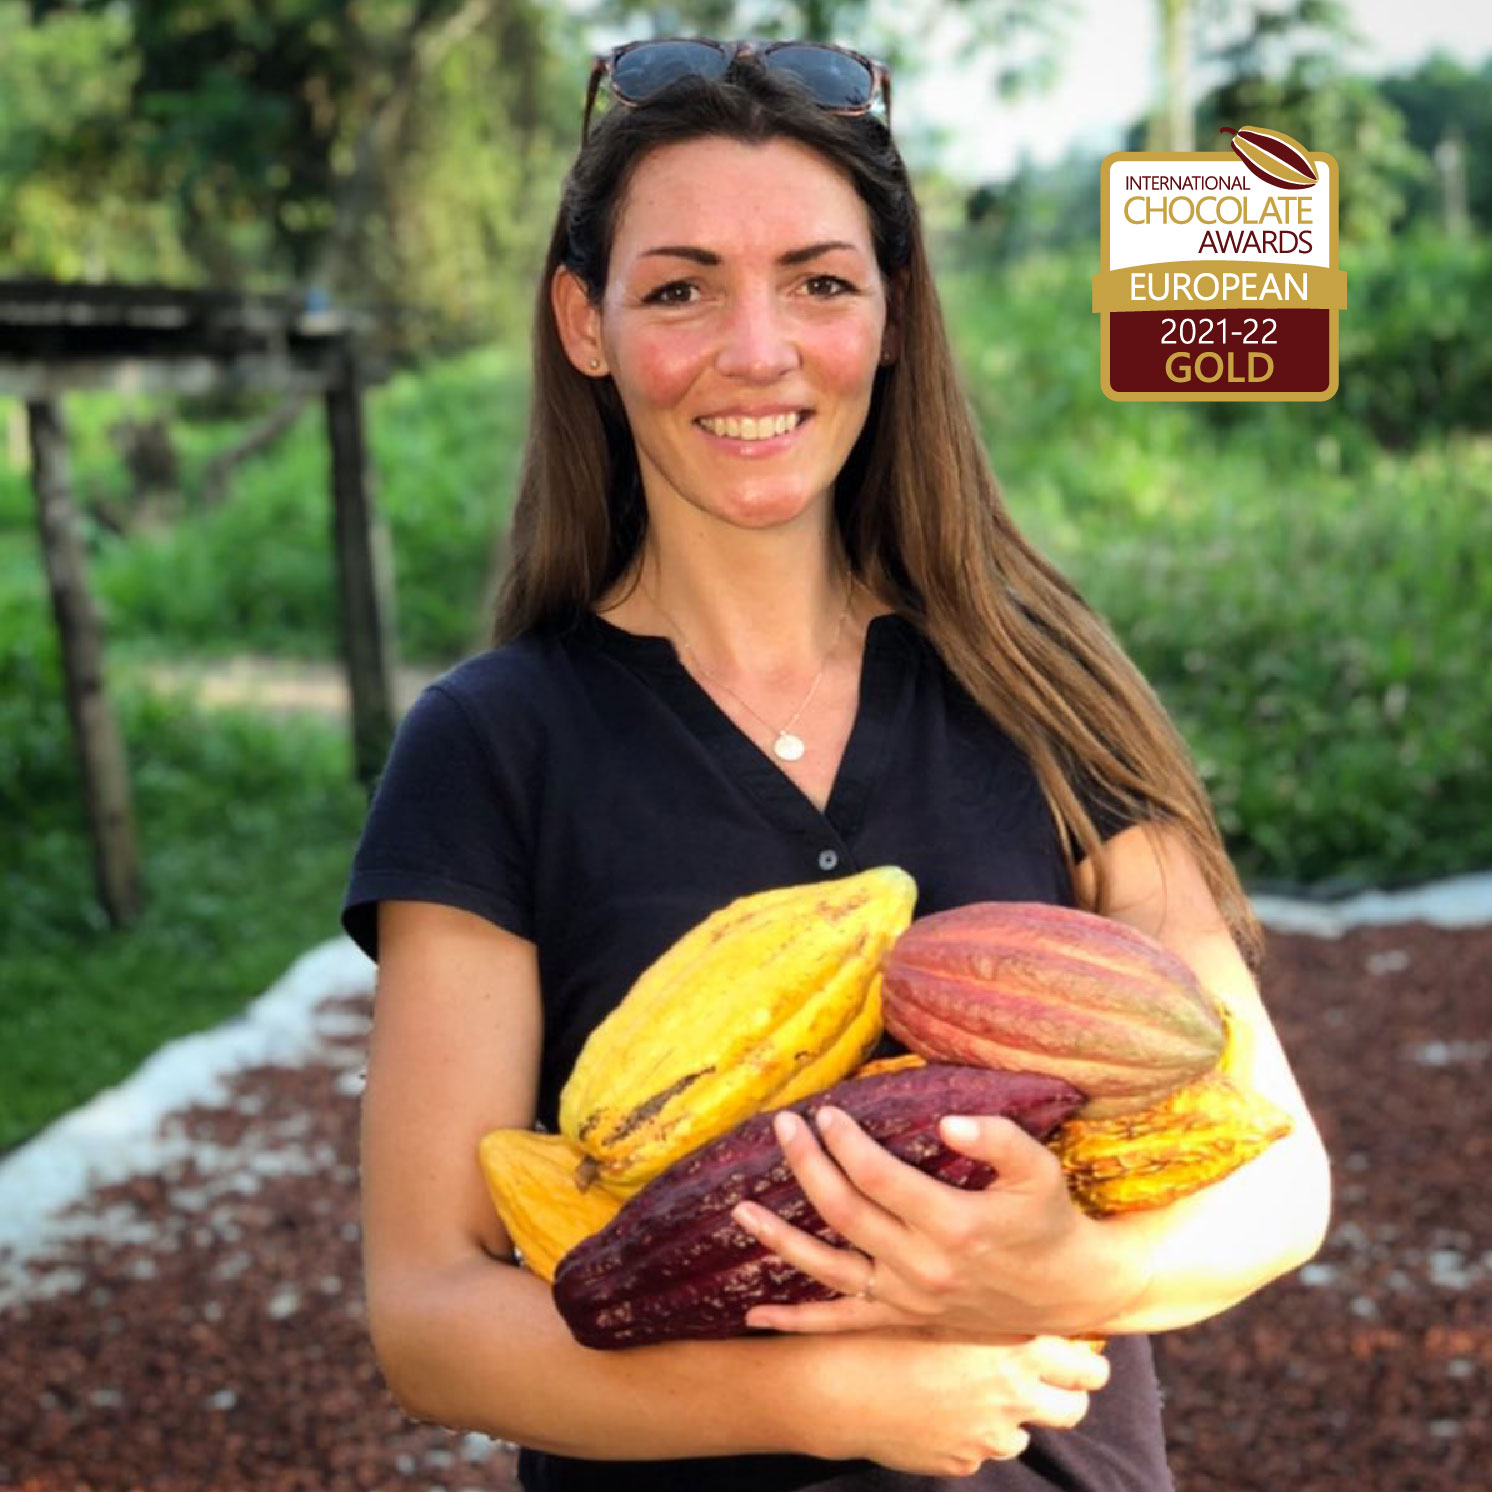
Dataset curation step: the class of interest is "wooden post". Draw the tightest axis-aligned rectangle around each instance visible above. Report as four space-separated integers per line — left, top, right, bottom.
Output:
27 398 145 927
325 347 397 787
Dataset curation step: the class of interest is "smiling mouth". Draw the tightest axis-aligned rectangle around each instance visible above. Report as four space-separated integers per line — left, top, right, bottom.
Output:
695 411 809 442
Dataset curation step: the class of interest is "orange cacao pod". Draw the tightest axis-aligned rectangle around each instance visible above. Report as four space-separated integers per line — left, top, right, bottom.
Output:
881 902 1226 1117
1051 1066 1294 1217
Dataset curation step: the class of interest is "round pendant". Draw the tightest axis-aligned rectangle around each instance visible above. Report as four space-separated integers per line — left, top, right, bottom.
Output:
773 731 806 762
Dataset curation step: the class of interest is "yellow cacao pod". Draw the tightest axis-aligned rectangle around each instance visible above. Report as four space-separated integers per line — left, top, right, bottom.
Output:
559 866 918 1194
478 1129 625 1281
1050 1066 1293 1218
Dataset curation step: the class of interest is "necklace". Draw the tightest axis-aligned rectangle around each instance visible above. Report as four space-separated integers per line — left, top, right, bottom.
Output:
643 573 856 763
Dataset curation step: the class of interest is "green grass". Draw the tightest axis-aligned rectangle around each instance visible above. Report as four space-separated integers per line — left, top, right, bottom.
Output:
0 668 365 1153
0 562 366 1152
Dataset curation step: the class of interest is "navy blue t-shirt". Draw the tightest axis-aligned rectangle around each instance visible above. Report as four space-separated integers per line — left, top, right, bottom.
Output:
342 609 1173 1492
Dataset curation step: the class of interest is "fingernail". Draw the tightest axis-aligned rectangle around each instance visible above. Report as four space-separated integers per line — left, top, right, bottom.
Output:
774 1111 800 1144
814 1106 840 1135
942 1115 979 1144
733 1202 764 1232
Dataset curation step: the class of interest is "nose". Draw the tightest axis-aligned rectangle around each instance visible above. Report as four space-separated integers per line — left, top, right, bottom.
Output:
714 286 801 382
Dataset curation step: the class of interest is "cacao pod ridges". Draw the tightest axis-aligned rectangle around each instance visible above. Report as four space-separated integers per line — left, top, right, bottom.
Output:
882 901 1226 1118
1051 1067 1294 1218
558 866 918 1194
553 1063 1084 1350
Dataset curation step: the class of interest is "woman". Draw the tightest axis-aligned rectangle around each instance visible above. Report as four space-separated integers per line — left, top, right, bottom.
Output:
344 40 1331 1491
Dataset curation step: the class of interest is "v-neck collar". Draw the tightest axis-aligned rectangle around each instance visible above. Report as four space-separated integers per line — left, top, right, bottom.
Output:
585 610 919 843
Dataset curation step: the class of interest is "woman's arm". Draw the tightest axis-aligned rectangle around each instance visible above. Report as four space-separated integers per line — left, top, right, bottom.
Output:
1065 821 1333 1332
734 824 1333 1339
359 899 1110 1475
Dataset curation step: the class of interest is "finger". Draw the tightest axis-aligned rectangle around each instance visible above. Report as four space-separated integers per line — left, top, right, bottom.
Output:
1024 1384 1093 1432
810 1105 976 1238
940 1114 1068 1194
732 1196 885 1301
769 1109 913 1261
985 1427 1031 1462
1030 1335 1112 1393
743 1292 910 1335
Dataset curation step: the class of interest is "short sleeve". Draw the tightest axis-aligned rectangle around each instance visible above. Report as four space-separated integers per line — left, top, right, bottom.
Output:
1085 785 1139 844
341 681 536 960
1067 768 1147 863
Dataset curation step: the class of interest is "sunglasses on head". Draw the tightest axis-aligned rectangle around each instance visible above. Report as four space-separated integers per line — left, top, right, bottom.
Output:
582 38 892 143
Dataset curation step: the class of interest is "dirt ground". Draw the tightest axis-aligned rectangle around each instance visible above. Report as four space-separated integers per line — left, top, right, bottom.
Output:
1 919 1486 1492
141 656 440 722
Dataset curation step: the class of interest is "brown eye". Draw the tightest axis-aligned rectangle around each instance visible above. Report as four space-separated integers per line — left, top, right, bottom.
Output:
805 275 856 297
643 281 698 306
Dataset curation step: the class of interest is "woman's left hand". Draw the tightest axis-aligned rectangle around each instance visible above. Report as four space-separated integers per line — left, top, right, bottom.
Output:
733 1103 1150 1339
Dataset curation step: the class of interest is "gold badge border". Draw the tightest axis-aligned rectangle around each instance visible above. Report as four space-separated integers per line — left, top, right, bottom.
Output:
1097 149 1341 403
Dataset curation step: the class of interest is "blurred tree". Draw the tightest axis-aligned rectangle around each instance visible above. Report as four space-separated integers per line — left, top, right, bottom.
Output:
578 0 1075 90
1196 73 1428 243
0 5 194 281
1151 0 1195 151
9 0 572 352
1149 1 1428 243
1381 52 1492 232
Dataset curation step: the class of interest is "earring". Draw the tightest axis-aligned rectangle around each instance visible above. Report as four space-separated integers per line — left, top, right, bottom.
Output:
589 358 600 370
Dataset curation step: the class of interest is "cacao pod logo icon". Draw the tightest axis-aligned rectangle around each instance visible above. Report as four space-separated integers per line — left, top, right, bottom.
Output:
1219 125 1319 190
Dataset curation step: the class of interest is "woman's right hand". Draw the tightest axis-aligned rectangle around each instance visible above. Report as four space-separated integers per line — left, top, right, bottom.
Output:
796 1329 1109 1477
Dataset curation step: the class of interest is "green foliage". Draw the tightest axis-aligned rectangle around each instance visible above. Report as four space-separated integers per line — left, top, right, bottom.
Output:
1196 63 1429 245
958 26 1492 261
0 347 531 665
0 586 76 834
2 1 571 353
0 6 195 279
947 229 1492 457
1334 234 1492 447
0 598 366 1152
1380 53 1492 232
1070 444 1492 891
367 348 532 656
959 149 1102 262
936 245 1492 890
369 13 573 352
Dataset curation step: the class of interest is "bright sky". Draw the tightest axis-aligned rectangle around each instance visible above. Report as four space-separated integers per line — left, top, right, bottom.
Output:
895 0 1492 182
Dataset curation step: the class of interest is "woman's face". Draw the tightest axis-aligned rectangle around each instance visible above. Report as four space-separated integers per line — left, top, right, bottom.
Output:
555 134 891 539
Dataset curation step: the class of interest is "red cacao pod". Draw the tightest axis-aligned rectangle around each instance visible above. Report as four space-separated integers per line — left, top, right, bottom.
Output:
881 901 1226 1118
552 1063 1083 1350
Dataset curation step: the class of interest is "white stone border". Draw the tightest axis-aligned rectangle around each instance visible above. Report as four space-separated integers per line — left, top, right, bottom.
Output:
1252 870 1492 936
3 870 1490 1277
0 938 374 1272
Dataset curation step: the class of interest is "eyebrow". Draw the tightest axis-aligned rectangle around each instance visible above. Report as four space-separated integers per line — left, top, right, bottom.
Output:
637 240 863 267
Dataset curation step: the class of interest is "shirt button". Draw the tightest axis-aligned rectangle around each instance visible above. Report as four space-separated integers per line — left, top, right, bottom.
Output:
818 849 839 872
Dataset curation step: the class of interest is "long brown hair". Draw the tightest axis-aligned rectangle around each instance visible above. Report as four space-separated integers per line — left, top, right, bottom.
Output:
492 58 1261 963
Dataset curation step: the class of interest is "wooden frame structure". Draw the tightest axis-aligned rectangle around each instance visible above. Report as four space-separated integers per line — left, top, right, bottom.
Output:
2 280 396 927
